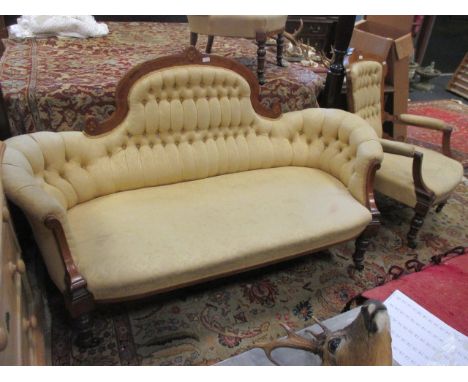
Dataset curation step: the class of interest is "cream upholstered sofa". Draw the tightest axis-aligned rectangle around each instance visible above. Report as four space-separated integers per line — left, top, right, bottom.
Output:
1 47 383 346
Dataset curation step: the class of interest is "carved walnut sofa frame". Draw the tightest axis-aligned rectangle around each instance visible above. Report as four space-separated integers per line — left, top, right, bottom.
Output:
2 47 383 347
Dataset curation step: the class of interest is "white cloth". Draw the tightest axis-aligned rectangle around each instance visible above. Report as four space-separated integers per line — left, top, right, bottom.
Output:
8 15 109 39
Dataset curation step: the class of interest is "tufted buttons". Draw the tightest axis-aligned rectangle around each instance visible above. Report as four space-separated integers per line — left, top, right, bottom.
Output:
136 143 141 149
122 143 127 149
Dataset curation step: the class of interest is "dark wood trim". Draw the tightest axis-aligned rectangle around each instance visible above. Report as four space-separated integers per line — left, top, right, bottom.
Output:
442 128 453 157
43 216 95 318
353 159 381 270
407 151 436 248
84 46 281 136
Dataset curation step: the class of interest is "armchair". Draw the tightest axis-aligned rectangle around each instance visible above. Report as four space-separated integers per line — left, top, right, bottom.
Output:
346 60 463 248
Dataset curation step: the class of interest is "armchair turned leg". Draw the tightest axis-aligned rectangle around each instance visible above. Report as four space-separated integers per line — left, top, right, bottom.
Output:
276 33 287 67
407 203 431 249
190 32 198 47
206 35 214 54
256 32 267 85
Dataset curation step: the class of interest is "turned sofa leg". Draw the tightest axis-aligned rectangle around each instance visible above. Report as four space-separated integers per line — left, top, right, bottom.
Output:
353 233 370 271
256 32 267 85
353 222 379 271
64 280 99 348
407 201 432 249
73 312 100 348
190 32 198 47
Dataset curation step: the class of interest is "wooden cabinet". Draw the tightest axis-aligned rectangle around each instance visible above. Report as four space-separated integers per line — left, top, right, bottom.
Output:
285 16 339 54
0 143 45 365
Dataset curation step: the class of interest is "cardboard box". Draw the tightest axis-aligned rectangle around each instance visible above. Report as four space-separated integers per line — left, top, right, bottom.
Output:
349 17 414 140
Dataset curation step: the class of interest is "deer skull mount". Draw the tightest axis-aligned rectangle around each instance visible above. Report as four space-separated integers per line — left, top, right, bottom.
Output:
256 300 393 366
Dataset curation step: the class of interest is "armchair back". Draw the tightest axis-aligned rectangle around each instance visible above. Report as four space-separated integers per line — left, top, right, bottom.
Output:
346 60 385 138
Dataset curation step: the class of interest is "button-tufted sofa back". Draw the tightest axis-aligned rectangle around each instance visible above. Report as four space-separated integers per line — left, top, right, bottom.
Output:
2 49 381 214
346 61 384 138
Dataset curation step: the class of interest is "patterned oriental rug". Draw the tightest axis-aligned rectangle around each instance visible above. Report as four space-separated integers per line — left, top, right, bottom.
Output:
0 22 326 136
406 100 468 168
49 180 468 365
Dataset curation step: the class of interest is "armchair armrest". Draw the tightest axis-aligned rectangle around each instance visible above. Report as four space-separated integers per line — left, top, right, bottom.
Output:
393 113 453 157
380 138 415 157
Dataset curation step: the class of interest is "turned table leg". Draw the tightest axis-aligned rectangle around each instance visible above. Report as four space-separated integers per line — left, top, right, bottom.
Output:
276 32 286 67
256 32 267 85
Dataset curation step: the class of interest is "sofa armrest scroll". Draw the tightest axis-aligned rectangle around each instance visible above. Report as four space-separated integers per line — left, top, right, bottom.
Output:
44 216 94 317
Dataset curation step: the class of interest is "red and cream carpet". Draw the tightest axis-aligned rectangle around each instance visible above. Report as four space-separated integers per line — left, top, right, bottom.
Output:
48 180 468 365
407 99 468 168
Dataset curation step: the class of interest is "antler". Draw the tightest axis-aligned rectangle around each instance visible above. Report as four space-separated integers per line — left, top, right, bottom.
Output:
284 18 304 46
254 323 323 365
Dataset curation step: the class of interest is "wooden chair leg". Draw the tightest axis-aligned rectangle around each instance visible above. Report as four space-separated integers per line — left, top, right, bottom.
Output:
190 32 198 47
206 35 214 54
256 32 267 85
407 202 431 249
276 32 286 67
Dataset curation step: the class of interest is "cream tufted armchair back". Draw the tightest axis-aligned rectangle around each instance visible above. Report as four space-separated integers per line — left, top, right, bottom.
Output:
2 48 381 215
346 60 385 138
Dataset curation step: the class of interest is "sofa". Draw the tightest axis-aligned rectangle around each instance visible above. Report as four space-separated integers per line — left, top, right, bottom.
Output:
1 47 383 346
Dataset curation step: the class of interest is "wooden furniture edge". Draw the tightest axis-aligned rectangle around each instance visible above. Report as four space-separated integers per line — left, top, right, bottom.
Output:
43 215 94 318
85 46 282 137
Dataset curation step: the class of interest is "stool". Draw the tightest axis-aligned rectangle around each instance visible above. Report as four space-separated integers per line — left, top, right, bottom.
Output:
187 15 288 84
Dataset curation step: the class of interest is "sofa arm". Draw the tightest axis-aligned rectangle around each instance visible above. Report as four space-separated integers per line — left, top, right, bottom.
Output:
348 139 383 207
2 147 91 311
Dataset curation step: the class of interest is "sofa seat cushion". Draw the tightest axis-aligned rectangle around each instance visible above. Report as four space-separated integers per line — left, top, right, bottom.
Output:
66 167 371 301
375 147 464 207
